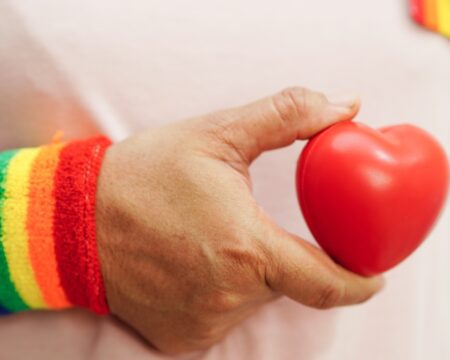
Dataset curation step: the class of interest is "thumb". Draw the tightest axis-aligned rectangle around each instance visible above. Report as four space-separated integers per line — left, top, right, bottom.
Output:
262 226 384 309
215 87 360 164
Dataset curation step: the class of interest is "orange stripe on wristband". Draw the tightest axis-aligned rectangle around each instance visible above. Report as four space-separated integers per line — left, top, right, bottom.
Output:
27 143 70 309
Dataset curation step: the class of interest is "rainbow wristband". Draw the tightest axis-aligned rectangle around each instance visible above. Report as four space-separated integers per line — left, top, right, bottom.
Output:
0 136 111 315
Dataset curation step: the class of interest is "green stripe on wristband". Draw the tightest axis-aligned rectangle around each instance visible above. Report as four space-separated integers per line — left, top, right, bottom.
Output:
0 150 29 311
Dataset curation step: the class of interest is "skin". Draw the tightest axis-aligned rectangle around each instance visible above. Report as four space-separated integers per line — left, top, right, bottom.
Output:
96 87 384 355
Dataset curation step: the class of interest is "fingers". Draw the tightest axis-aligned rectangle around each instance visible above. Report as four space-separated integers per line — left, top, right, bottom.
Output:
262 227 384 309
216 87 360 163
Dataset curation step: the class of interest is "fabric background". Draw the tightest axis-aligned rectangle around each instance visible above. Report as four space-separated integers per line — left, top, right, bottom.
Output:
0 0 449 359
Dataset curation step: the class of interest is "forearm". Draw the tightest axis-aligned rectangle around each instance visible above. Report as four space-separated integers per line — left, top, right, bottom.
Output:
0 136 110 315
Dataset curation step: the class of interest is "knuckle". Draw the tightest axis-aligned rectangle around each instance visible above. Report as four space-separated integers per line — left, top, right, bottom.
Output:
198 290 241 314
273 87 329 138
195 323 221 343
187 320 224 350
201 115 250 165
313 281 346 309
272 87 309 125
155 342 193 355
221 239 269 286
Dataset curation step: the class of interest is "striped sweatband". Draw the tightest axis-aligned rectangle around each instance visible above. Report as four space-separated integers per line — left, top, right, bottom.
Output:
0 135 111 315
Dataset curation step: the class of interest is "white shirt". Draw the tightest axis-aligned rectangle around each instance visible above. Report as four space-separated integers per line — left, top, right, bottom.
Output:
0 0 449 359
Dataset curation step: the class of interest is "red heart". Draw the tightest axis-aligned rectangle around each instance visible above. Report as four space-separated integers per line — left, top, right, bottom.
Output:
296 121 449 276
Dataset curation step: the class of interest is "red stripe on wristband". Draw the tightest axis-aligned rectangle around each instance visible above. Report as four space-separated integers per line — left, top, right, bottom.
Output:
53 136 111 314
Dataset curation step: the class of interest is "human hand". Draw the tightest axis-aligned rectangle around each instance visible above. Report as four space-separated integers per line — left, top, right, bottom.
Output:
96 87 384 354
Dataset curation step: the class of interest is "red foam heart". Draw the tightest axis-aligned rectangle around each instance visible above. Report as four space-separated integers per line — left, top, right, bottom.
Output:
296 121 449 276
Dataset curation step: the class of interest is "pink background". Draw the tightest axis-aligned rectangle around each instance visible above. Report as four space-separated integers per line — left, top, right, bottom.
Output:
0 0 449 359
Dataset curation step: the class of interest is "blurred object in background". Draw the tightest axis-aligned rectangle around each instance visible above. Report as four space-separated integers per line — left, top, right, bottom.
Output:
409 0 450 38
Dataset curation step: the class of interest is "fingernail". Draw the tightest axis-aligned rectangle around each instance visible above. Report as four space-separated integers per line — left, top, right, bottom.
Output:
327 93 359 109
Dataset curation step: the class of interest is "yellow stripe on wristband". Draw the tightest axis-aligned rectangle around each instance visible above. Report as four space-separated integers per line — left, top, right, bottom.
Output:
2 148 47 309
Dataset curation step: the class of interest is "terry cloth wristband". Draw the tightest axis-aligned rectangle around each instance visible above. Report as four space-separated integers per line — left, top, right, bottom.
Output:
0 136 111 315
410 0 450 38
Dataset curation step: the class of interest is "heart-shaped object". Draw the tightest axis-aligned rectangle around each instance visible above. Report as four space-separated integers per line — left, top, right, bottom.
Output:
296 121 449 276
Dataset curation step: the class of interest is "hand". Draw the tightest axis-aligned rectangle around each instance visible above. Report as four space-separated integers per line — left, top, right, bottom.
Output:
96 87 384 354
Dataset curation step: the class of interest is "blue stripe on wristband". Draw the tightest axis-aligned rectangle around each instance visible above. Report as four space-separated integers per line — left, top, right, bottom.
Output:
0 304 10 315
